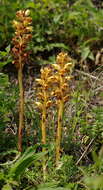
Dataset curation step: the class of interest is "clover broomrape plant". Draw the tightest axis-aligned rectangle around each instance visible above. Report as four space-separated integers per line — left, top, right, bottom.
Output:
36 66 53 181
12 10 32 152
52 52 73 166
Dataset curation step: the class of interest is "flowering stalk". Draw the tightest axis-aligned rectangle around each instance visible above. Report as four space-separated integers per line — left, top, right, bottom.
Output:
36 67 53 181
12 10 32 152
52 52 73 166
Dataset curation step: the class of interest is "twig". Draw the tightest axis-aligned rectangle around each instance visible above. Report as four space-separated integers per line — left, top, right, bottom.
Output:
76 70 100 81
94 86 103 92
76 138 94 166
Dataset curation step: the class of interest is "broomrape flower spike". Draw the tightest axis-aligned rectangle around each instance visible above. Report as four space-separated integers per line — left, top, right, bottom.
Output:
12 10 32 152
53 52 73 166
36 66 53 181
12 9 32 69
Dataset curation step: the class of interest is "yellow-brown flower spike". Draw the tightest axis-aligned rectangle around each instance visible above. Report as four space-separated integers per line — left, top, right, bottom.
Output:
36 66 53 181
12 10 32 152
12 9 32 69
52 52 73 166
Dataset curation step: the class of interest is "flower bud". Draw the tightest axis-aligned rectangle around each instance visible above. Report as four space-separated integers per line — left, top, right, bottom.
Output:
13 20 19 27
25 9 30 16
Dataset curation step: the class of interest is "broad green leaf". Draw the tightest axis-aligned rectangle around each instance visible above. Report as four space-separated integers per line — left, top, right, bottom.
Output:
8 146 47 180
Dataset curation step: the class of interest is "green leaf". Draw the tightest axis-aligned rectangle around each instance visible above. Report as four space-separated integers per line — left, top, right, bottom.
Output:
37 183 69 190
81 46 90 61
88 52 94 60
2 184 12 190
0 171 4 180
0 51 7 57
0 62 9 68
5 45 11 53
45 43 69 51
8 146 47 180
85 175 103 190
0 150 18 157
0 73 9 87
53 15 61 24
25 2 35 9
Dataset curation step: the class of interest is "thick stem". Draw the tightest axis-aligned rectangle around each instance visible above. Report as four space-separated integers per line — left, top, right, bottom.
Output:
18 66 24 152
56 100 64 166
41 105 46 181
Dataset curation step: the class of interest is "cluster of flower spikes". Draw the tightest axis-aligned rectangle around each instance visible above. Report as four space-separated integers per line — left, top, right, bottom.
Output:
12 9 32 69
52 52 73 105
36 66 53 111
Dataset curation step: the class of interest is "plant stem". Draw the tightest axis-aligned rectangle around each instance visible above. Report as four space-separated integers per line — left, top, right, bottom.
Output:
18 62 24 152
41 105 46 181
56 100 63 166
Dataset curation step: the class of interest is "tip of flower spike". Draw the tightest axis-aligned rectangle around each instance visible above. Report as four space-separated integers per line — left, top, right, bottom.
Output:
56 52 72 65
25 9 30 16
